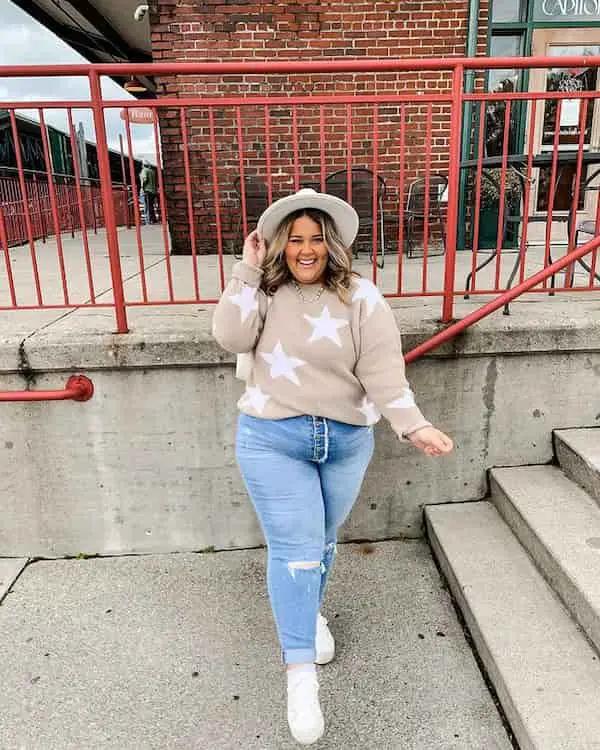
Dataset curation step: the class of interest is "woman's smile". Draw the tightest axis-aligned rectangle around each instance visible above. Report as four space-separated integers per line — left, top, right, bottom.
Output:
285 215 328 284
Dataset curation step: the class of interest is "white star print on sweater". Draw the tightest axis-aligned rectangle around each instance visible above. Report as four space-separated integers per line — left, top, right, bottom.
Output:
357 396 380 425
352 277 384 317
212 261 431 441
387 389 416 409
260 341 305 386
229 285 258 322
304 306 349 347
241 385 270 414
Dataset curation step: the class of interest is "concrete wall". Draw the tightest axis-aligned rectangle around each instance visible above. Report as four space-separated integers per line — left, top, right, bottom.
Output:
1 300 599 557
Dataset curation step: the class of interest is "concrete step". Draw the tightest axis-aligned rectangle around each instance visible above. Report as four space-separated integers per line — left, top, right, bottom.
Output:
555 428 600 505
425 501 600 750
491 465 600 654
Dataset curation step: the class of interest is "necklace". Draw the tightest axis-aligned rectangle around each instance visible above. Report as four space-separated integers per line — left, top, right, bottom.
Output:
291 279 325 304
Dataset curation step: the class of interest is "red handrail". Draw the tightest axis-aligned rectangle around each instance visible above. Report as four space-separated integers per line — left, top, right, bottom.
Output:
1 56 600 77
0 375 94 402
405 234 600 364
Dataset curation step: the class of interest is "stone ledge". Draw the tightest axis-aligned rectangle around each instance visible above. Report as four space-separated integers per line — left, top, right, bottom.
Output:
0 296 598 373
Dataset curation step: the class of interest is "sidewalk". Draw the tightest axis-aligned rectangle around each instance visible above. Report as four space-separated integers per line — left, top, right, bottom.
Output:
0 541 512 750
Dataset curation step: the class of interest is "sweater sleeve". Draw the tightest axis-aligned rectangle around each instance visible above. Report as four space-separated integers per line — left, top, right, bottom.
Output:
212 261 269 354
353 280 431 442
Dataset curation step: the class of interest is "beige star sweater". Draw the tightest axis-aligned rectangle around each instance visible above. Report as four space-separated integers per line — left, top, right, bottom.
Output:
212 261 431 441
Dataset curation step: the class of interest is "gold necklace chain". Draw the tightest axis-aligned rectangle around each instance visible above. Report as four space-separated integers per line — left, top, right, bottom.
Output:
291 279 325 304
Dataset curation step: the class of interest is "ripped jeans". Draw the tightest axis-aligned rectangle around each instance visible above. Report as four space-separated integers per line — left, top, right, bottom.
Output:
236 413 374 664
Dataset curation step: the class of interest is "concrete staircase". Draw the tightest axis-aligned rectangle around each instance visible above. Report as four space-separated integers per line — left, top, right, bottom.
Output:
425 428 600 750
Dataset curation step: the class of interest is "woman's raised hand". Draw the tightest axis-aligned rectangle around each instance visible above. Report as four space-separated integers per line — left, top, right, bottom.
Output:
242 229 267 267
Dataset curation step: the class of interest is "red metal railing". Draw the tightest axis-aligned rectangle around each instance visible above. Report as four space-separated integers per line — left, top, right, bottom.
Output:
0 172 130 247
405 231 600 362
0 57 598 349
0 375 94 402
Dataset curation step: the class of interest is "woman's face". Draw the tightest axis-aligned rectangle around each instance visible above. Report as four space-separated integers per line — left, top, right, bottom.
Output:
284 214 328 285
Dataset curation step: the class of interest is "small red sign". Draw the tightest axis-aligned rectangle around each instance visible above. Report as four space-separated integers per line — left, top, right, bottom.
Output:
120 108 156 125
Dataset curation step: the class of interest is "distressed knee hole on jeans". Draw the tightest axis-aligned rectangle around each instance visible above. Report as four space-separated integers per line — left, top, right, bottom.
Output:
287 560 321 579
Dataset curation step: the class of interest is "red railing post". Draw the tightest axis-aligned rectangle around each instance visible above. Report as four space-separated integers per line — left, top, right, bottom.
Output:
9 111 43 305
119 134 130 229
32 173 46 242
88 71 128 333
0 206 17 306
441 64 464 324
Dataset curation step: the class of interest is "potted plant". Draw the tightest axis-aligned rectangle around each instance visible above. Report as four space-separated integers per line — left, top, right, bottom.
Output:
476 166 523 249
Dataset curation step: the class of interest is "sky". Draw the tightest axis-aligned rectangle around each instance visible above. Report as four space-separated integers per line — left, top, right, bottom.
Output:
0 0 157 162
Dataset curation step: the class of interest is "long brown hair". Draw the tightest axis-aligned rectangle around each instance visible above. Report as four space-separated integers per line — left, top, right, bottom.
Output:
260 208 354 303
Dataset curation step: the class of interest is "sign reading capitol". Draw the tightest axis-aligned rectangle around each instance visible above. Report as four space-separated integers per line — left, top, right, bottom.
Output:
535 0 600 19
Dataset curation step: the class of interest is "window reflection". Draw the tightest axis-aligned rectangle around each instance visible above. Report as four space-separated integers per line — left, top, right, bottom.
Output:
537 46 600 212
542 46 600 148
486 36 522 156
486 74 519 156
491 0 522 22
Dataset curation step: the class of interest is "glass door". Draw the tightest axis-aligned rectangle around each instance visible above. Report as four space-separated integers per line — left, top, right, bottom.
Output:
529 31 600 214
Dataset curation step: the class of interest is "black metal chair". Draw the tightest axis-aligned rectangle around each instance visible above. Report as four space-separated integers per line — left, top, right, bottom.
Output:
404 174 448 259
324 167 387 268
568 167 600 284
233 175 269 257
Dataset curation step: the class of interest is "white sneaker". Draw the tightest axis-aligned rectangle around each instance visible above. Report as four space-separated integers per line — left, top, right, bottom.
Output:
315 613 335 665
287 668 325 745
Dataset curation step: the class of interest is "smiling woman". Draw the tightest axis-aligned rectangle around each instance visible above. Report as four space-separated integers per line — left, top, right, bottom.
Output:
260 205 354 303
212 187 454 746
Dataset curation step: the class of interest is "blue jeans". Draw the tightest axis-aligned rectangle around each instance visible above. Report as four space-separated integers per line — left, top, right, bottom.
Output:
143 191 156 224
236 414 374 664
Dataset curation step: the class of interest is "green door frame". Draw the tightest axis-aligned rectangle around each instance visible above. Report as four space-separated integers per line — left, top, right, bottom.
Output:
457 0 480 251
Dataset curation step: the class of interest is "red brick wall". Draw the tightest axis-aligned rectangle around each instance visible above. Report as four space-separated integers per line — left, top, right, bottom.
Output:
149 1 489 254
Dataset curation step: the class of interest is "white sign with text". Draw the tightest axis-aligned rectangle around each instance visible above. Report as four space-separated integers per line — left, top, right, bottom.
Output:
536 0 600 19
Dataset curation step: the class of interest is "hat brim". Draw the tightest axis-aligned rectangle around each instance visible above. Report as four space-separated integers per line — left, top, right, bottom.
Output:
257 189 359 248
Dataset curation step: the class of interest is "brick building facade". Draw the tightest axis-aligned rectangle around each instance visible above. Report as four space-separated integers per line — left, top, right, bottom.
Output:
146 1 488 254
145 1 600 254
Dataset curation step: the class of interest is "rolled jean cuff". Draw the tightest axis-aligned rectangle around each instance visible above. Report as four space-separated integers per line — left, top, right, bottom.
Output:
282 647 316 665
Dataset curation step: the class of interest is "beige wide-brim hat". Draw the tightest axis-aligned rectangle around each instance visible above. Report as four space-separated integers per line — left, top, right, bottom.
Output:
257 188 359 248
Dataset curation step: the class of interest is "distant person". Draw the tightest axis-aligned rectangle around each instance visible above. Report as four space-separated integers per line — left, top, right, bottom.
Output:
139 160 157 224
212 188 454 745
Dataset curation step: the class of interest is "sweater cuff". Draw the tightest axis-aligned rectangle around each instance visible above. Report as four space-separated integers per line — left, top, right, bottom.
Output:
397 418 432 444
232 261 264 287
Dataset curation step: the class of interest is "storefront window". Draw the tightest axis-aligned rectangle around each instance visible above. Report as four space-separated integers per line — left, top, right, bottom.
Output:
537 44 600 211
492 0 523 22
486 35 523 156
542 45 600 148
488 36 522 93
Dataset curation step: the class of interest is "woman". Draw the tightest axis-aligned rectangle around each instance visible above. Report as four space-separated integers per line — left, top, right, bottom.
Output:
212 188 453 745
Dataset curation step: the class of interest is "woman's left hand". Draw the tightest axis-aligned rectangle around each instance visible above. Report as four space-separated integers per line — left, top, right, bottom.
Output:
408 426 454 456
